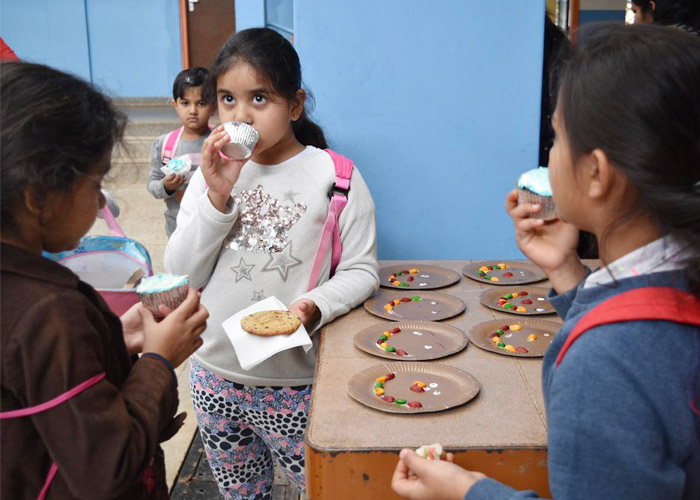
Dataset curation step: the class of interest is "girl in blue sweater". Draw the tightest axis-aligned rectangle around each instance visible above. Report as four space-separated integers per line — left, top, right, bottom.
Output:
392 22 700 500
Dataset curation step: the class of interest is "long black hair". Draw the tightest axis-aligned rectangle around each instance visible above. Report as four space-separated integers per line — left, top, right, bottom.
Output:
632 0 700 31
556 23 700 294
206 27 327 149
0 62 126 233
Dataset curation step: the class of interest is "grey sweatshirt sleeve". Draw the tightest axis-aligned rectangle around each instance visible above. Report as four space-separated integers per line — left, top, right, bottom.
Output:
299 167 380 328
164 168 239 289
147 135 171 199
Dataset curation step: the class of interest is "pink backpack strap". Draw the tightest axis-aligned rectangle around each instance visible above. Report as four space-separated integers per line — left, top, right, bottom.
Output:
161 127 184 165
306 149 354 291
555 287 700 416
99 204 125 238
0 372 106 500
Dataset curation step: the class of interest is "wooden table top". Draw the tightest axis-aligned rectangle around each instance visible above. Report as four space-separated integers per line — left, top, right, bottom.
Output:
306 259 565 453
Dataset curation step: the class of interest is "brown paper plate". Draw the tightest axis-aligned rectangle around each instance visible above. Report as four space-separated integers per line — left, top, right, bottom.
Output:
479 286 555 316
462 260 546 286
379 264 461 290
347 362 480 414
468 318 561 357
364 290 466 321
354 321 468 361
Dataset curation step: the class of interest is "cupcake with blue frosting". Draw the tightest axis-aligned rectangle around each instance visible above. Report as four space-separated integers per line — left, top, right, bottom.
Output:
517 167 557 221
136 273 189 319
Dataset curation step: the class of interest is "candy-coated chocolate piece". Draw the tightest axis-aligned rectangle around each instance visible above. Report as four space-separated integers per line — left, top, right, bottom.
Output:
374 382 383 389
408 401 423 408
384 304 393 311
396 399 407 405
386 373 396 380
399 283 409 287
512 292 519 298
504 345 516 352
401 270 410 274
375 387 384 396
496 329 505 334
497 263 508 268
381 395 396 403
479 266 489 272
390 327 401 334
487 266 493 270
380 342 388 349
400 297 412 302
510 324 522 331
376 339 383 345
503 272 514 277
502 325 510 330
396 349 408 356
394 299 401 305
498 341 506 347
516 347 529 353
491 336 501 343
376 376 388 383
527 334 538 341
516 307 527 312
493 265 501 270
519 291 528 296
490 277 500 282
410 384 425 393
385 346 397 353
488 332 500 338
380 334 388 341
409 268 419 273
505 294 513 299
521 299 533 304
407 276 415 282
411 296 422 301
412 381 427 388
393 280 401 286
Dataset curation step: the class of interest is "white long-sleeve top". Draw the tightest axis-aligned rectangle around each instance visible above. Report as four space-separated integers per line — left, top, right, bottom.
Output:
165 146 379 386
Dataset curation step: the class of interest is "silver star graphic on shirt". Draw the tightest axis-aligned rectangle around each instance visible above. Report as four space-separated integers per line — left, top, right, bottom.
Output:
261 242 302 281
282 190 300 203
251 290 266 302
230 257 254 282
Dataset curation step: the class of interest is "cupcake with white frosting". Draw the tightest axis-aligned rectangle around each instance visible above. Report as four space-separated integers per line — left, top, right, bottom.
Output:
517 167 557 221
136 273 189 319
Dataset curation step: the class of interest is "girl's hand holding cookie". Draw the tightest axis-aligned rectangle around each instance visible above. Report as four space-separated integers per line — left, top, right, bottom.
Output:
505 189 586 294
201 125 249 213
391 448 485 500
288 299 321 330
140 287 209 367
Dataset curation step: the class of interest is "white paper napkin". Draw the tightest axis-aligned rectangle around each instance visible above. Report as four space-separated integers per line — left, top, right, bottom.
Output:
222 296 312 371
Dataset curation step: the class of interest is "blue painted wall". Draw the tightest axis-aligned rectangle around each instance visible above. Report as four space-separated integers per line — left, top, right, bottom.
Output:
294 1 544 259
1 0 181 96
235 0 265 32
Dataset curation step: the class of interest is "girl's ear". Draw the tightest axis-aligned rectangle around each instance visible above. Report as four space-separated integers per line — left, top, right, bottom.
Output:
22 185 45 219
290 89 306 122
587 148 613 200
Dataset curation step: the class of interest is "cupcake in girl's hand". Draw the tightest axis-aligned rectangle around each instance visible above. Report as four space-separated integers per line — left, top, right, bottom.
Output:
136 273 189 319
517 167 557 221
222 121 259 159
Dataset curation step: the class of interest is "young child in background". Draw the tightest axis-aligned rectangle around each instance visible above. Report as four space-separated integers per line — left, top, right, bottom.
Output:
392 23 700 500
1 62 209 500
147 67 216 237
165 28 379 499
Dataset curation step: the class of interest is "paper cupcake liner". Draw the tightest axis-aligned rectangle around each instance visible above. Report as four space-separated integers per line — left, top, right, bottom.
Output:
222 121 259 160
138 284 189 319
517 188 557 221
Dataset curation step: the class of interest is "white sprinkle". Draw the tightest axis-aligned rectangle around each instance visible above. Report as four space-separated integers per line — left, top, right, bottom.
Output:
433 391 441 396
412 331 423 336
543 333 550 337
504 333 512 338
430 301 437 305
537 297 546 301
420 274 430 278
536 308 546 312
419 282 428 287
431 310 438 314
424 345 433 350
429 383 438 388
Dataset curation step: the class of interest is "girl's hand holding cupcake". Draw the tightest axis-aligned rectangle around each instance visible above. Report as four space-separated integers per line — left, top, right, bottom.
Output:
140 287 209 367
201 125 250 213
505 189 586 294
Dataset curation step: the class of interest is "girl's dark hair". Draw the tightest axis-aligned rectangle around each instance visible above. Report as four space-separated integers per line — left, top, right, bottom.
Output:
206 27 327 149
173 66 210 101
556 23 700 294
632 0 700 29
0 61 126 233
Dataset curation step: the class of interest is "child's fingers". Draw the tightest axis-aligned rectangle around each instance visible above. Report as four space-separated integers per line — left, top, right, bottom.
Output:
170 287 201 320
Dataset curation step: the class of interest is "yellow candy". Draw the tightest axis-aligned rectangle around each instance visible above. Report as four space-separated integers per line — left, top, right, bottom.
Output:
510 324 522 331
383 331 390 336
490 277 500 282
504 345 516 352
409 268 419 274
479 266 489 272
491 336 501 343
380 342 388 349
512 292 519 298
393 280 401 285
375 387 384 396
527 334 538 342
376 376 387 383
516 307 527 313
497 263 508 269
386 332 393 338
394 299 401 305
384 304 393 311
412 381 427 388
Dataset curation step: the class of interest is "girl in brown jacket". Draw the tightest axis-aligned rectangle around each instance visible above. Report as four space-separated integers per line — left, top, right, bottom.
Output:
0 62 209 499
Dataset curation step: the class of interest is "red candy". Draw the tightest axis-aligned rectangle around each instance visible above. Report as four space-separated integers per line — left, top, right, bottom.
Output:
376 339 384 345
503 272 513 277
386 373 395 381
407 276 414 282
488 332 500 338
502 325 510 331
407 401 423 408
521 299 533 304
381 395 396 403
410 384 425 393
519 292 528 296
400 297 412 303
396 350 408 356
390 327 401 333
487 266 493 270
401 269 410 274
516 347 529 353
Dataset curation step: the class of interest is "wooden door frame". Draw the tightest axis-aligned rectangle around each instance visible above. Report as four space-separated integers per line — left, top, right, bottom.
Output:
179 0 190 69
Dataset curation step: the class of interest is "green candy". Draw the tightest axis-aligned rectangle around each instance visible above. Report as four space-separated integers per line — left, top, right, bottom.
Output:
380 334 388 341
396 399 407 405
496 329 504 335
385 346 397 352
505 294 513 299
411 296 422 301
374 382 383 389
399 282 409 287
493 265 501 270
498 342 506 347
397 272 403 276
504 304 514 310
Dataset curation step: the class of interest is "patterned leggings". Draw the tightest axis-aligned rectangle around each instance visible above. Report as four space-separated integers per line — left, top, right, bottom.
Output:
190 359 311 500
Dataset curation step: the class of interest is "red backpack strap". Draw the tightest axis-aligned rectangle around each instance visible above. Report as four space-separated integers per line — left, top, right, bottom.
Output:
306 149 354 291
556 287 700 369
161 127 184 165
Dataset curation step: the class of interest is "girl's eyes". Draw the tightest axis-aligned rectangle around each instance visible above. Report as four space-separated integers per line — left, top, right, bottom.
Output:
222 95 235 104
253 95 266 105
